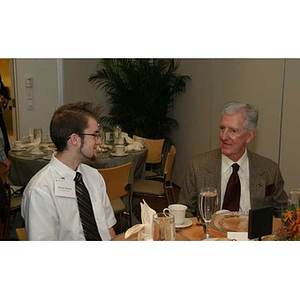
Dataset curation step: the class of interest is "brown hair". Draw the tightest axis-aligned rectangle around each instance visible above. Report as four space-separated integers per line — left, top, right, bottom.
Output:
50 101 103 152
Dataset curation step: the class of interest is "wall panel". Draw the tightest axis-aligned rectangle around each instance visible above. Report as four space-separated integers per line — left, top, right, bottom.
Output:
280 59 300 191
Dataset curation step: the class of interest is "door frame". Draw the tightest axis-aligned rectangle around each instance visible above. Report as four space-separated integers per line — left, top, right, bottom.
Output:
9 59 20 141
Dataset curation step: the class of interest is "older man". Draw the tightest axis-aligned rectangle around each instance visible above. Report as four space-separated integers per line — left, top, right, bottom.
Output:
178 101 287 218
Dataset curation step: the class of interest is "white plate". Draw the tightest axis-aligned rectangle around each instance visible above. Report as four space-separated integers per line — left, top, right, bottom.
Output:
40 143 52 148
175 218 193 228
43 156 51 160
111 153 129 157
11 149 24 152
29 151 45 155
210 211 249 233
20 143 35 148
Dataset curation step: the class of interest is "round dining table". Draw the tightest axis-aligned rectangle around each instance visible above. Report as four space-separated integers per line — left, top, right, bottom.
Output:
113 216 282 241
8 148 148 187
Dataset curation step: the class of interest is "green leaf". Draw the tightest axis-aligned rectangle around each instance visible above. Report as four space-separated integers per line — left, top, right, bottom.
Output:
89 59 190 139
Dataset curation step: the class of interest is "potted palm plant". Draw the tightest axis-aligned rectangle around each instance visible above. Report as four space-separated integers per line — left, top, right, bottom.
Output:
89 59 190 139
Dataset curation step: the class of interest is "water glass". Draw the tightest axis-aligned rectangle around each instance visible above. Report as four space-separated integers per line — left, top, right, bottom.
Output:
152 212 176 241
113 125 122 144
198 187 218 240
288 188 300 208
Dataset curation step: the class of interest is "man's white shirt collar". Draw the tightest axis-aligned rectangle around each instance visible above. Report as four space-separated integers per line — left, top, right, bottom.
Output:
222 148 248 173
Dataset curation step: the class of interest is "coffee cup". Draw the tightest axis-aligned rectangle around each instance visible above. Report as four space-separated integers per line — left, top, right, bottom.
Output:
14 141 22 150
115 144 125 155
163 204 187 225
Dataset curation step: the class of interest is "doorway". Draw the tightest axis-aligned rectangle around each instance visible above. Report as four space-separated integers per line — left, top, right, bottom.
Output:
0 59 18 146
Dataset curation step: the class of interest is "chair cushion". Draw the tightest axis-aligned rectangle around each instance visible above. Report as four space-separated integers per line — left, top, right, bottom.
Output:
110 198 126 214
145 170 158 179
133 179 165 196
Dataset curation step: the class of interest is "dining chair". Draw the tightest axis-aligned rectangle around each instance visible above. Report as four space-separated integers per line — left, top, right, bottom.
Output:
132 145 177 212
15 227 27 241
133 136 165 179
98 162 133 233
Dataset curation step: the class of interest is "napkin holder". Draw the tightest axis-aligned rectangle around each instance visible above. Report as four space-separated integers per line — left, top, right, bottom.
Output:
248 205 273 240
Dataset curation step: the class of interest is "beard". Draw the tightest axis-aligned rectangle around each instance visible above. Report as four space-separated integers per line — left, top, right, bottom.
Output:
79 140 97 161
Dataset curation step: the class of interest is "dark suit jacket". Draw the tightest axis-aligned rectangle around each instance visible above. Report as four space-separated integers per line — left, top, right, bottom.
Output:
178 148 288 218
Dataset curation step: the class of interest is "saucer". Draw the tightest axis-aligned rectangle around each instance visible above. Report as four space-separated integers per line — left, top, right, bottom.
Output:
29 151 45 155
11 148 24 152
175 218 193 228
111 153 129 157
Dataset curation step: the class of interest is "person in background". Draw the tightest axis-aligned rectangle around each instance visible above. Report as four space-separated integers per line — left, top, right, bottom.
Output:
21 101 116 240
178 101 287 218
0 75 11 172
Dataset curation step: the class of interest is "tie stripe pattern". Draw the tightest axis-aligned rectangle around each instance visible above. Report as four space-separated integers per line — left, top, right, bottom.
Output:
222 163 241 211
74 172 102 241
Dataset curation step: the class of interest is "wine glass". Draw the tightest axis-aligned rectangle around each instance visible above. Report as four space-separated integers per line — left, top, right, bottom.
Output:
198 187 218 240
288 188 300 208
33 127 42 145
113 125 122 144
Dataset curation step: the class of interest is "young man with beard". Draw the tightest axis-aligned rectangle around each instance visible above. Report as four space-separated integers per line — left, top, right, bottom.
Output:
21 101 116 240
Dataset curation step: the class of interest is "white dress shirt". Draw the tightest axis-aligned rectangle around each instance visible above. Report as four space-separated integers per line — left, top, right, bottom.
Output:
21 155 116 241
221 149 251 212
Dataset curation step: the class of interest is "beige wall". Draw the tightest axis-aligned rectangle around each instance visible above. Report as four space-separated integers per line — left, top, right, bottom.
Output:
13 59 108 139
63 59 107 111
280 59 300 191
14 59 60 138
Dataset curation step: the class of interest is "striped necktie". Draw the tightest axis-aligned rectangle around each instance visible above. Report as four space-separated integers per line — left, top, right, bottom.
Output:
222 163 241 211
74 172 102 241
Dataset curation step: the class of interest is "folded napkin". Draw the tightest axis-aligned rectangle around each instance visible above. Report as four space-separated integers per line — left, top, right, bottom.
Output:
123 133 143 151
27 137 43 154
125 200 156 239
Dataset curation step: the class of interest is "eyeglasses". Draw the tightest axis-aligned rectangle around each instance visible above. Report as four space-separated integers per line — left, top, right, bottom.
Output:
79 132 101 139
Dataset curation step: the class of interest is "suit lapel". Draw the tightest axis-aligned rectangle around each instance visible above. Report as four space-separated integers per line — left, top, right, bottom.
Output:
248 150 266 207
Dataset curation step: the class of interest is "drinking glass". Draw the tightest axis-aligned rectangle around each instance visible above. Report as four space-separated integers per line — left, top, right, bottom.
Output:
152 212 176 241
113 125 122 144
288 188 300 209
33 127 42 145
198 187 218 240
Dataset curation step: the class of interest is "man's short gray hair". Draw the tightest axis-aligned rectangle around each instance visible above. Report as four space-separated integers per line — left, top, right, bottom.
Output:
222 101 259 131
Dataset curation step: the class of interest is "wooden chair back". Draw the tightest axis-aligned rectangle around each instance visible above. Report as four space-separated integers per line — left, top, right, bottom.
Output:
133 136 165 164
164 145 177 182
98 162 132 200
16 228 27 241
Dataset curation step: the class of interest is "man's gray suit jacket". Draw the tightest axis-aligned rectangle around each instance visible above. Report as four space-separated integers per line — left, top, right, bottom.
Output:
178 148 287 218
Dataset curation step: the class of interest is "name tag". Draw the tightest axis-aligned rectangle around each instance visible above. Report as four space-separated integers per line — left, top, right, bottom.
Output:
55 178 76 198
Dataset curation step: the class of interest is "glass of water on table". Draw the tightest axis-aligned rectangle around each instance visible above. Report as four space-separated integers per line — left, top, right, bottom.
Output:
288 188 300 208
198 187 219 240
